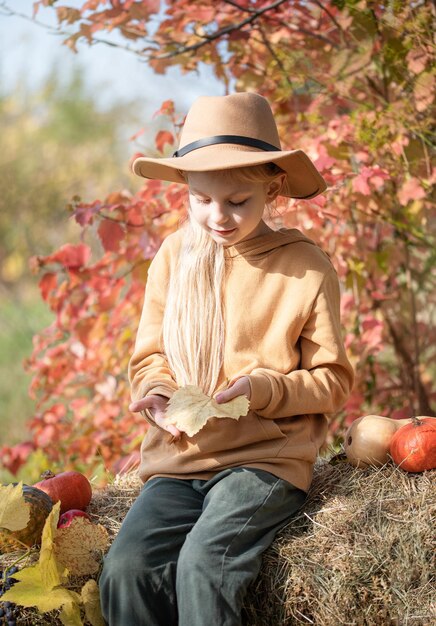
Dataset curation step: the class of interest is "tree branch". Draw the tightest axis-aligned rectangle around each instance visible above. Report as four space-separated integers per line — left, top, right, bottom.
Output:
256 24 294 89
149 0 290 60
0 2 157 57
383 312 433 416
273 16 340 49
221 0 256 13
369 7 390 102
310 0 346 34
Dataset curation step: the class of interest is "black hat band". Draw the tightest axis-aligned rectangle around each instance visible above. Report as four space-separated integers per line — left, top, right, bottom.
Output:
172 135 281 158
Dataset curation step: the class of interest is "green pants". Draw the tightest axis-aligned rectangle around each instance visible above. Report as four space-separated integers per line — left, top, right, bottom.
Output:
99 466 306 626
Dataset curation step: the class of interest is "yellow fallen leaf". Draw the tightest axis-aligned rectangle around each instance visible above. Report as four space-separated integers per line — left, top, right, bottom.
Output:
54 517 110 576
165 385 250 436
59 599 84 626
81 579 106 626
1 563 81 613
0 482 30 532
1 500 84 619
39 501 68 589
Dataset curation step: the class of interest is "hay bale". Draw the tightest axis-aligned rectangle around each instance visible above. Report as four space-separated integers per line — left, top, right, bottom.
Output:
1 461 434 625
242 459 435 626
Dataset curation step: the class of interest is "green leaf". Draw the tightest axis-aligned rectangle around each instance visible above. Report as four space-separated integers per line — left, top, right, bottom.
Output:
0 482 30 532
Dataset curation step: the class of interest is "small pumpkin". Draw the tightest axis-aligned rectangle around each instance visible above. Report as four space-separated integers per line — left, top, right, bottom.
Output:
344 414 412 468
0 484 53 552
390 416 436 472
33 470 92 514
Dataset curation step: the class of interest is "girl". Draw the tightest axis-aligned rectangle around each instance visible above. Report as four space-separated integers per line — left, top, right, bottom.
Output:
100 92 354 626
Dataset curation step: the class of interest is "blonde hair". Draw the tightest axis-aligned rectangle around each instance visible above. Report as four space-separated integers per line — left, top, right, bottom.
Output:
162 163 285 396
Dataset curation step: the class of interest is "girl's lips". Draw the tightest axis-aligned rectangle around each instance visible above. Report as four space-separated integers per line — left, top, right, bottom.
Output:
211 228 236 236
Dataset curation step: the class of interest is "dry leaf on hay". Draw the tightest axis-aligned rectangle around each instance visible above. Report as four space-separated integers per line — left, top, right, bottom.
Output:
54 517 110 576
0 482 30 532
1 503 81 615
81 579 106 626
165 385 250 436
39 501 68 589
2 505 105 625
1 564 81 614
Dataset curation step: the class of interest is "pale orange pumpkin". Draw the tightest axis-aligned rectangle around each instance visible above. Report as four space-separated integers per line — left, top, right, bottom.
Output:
390 416 436 472
344 415 412 468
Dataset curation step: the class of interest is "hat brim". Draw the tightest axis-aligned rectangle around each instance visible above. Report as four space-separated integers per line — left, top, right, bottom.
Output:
132 145 326 199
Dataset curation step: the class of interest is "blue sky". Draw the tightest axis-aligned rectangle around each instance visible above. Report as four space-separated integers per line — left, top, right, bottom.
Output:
0 0 225 116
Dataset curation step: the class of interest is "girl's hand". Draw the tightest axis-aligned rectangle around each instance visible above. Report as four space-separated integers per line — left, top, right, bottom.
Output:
129 395 183 440
214 376 251 404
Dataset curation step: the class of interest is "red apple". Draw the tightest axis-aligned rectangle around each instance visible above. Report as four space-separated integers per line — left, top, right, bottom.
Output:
57 509 91 529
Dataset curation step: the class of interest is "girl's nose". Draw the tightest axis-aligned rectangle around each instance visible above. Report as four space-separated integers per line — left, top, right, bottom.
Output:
210 202 229 224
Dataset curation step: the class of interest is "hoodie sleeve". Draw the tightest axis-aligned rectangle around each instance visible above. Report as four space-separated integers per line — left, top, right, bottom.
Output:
128 239 178 404
245 268 354 419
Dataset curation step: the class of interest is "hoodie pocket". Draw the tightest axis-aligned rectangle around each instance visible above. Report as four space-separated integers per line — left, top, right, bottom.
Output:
191 410 286 455
256 413 288 441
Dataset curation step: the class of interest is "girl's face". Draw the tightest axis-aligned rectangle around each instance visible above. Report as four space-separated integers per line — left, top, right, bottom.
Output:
187 170 285 246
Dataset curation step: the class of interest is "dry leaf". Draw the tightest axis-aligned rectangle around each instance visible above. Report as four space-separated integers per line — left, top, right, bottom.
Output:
1 562 81 613
59 599 84 626
39 502 68 589
54 517 110 576
81 579 106 626
165 385 250 436
0 482 30 532
1 500 83 618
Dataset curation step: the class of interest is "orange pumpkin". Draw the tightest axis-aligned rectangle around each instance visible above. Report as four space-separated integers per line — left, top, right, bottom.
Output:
33 470 92 514
390 416 436 472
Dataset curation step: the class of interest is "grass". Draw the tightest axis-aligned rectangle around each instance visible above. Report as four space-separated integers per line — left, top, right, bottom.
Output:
0 285 54 448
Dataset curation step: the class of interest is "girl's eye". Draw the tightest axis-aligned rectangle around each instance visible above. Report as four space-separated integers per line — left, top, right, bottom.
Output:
193 197 247 207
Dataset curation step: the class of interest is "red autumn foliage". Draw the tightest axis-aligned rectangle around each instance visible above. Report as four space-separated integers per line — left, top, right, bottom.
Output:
2 0 434 480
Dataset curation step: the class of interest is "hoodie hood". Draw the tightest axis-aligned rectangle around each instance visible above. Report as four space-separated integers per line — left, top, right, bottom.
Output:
223 227 317 259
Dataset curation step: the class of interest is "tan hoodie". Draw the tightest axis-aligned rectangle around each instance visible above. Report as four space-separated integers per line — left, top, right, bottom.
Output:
129 227 354 492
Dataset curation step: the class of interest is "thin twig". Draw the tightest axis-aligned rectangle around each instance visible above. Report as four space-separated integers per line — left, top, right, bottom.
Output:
257 24 294 89
303 511 344 538
273 16 340 49
222 0 256 13
149 0 289 59
311 0 347 34
0 1 157 56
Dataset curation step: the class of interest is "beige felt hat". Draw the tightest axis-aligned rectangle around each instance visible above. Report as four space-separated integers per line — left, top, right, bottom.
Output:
132 92 326 199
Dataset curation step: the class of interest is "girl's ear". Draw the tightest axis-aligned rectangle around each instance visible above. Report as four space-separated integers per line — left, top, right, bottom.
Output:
266 173 287 201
